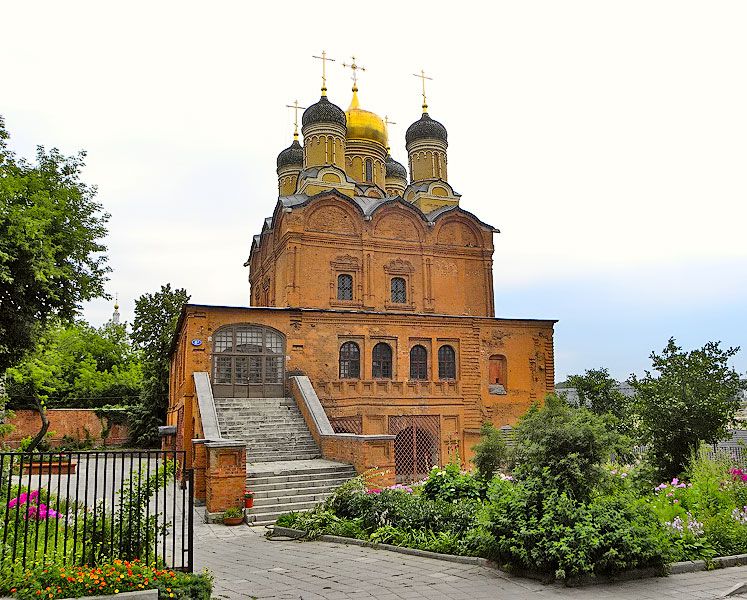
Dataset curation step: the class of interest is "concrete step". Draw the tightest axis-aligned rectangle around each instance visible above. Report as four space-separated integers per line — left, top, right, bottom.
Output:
250 477 351 494
247 468 356 486
252 482 343 500
245 499 327 522
248 453 322 463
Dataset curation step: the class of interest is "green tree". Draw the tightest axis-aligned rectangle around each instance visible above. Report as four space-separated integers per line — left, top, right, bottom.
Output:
512 394 628 499
471 422 508 481
564 367 633 434
130 284 189 447
5 320 142 409
630 338 745 480
0 117 110 373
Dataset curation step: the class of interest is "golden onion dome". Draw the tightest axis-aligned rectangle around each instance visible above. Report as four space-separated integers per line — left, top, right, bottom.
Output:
345 87 387 146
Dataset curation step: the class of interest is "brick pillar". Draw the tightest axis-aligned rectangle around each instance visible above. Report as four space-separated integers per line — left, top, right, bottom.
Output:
192 440 208 504
205 440 246 518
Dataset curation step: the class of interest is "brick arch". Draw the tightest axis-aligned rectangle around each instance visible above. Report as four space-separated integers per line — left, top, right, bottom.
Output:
435 217 482 248
304 200 361 237
371 206 426 242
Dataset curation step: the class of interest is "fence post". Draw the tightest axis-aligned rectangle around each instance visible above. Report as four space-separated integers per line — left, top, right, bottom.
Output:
204 440 246 523
191 440 208 505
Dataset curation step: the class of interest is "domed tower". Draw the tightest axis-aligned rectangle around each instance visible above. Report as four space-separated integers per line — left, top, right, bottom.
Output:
301 92 347 171
276 136 303 196
385 153 407 196
344 84 388 189
405 111 448 183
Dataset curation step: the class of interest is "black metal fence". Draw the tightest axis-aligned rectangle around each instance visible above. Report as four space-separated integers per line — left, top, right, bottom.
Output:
0 450 193 573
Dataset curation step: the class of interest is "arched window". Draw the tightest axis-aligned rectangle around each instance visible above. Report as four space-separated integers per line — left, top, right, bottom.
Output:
409 345 428 380
372 342 393 379
339 341 360 379
438 345 456 380
365 158 373 182
391 277 407 303
337 273 353 301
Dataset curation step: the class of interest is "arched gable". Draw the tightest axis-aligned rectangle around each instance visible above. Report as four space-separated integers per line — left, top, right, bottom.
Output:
435 217 482 248
372 204 426 242
304 198 362 237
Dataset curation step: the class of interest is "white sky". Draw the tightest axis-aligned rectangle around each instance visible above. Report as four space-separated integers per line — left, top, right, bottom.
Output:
3 1 746 380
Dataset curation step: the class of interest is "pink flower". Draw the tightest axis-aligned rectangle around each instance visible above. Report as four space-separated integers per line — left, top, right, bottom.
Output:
673 499 679 504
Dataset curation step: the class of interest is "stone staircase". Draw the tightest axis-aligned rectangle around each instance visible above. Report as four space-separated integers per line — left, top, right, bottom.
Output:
213 397 356 526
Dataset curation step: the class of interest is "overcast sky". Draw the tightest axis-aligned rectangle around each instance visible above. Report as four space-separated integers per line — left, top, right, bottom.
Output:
3 1 746 381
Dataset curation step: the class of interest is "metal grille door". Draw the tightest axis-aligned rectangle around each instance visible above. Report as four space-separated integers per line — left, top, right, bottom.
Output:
389 416 441 484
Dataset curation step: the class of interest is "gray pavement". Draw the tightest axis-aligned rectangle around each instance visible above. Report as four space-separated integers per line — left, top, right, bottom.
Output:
192 514 747 599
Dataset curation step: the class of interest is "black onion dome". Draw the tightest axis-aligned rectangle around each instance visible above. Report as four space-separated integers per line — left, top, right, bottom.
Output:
385 154 407 180
276 139 303 169
302 96 347 129
405 113 448 145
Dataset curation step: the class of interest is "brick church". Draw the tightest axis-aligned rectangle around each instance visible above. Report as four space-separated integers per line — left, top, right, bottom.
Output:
168 58 556 516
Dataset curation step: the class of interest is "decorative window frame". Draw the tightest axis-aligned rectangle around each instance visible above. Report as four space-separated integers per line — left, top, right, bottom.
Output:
384 258 416 311
330 255 363 307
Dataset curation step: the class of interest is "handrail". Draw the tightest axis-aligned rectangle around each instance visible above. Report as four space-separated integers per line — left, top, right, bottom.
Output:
193 372 222 440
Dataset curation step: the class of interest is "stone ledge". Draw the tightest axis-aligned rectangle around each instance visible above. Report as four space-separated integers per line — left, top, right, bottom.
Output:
268 526 747 586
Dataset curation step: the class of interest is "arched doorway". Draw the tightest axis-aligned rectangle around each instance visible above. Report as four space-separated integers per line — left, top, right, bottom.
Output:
212 324 285 398
389 416 441 483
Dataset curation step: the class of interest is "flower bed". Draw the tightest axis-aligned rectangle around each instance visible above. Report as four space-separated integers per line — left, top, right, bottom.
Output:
1 560 211 600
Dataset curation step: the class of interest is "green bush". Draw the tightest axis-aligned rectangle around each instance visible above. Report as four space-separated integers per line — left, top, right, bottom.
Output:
512 395 626 500
471 422 508 481
484 481 669 579
421 463 483 502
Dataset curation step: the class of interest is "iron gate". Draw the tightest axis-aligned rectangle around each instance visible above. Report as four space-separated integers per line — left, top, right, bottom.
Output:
0 450 193 573
389 415 441 484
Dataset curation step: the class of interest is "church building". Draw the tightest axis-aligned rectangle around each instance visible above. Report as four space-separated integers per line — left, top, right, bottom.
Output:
168 57 556 493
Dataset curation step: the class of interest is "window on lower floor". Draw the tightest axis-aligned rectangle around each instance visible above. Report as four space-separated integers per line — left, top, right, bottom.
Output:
339 341 361 379
438 345 456 380
372 342 393 379
410 345 428 380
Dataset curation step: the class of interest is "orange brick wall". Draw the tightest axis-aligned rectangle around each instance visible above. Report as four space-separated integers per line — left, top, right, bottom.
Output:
4 409 130 448
169 305 555 471
204 444 246 514
248 193 496 317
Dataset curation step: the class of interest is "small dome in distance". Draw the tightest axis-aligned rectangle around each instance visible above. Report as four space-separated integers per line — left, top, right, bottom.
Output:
276 139 303 170
385 154 407 180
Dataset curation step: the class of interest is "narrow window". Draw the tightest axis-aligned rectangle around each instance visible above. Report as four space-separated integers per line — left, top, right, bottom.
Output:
489 354 508 392
337 273 353 301
409 345 428 380
391 277 407 303
339 341 361 379
372 342 393 379
438 345 456 380
365 158 373 182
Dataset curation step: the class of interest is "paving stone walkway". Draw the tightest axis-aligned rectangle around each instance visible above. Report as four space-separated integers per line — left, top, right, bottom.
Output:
194 516 747 599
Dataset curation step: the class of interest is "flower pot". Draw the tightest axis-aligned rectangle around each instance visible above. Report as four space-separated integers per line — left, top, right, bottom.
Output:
244 497 254 508
223 516 244 526
21 461 77 475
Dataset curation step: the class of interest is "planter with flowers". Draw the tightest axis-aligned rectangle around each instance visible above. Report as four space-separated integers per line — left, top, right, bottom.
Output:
222 506 244 526
243 490 254 508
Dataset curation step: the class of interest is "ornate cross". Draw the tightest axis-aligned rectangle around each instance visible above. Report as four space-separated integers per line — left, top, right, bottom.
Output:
342 55 366 87
312 51 336 95
413 69 433 113
285 99 306 138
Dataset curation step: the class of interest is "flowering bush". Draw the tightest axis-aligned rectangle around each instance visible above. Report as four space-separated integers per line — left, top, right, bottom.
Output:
421 463 482 502
4 560 212 600
7 490 59 520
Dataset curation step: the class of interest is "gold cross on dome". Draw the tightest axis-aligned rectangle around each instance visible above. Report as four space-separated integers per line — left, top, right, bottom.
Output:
413 69 433 113
312 51 336 95
285 99 306 138
342 55 366 87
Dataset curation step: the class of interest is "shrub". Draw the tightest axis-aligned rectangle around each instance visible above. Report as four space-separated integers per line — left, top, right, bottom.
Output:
471 422 508 481
421 463 482 502
512 394 625 499
484 481 669 579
